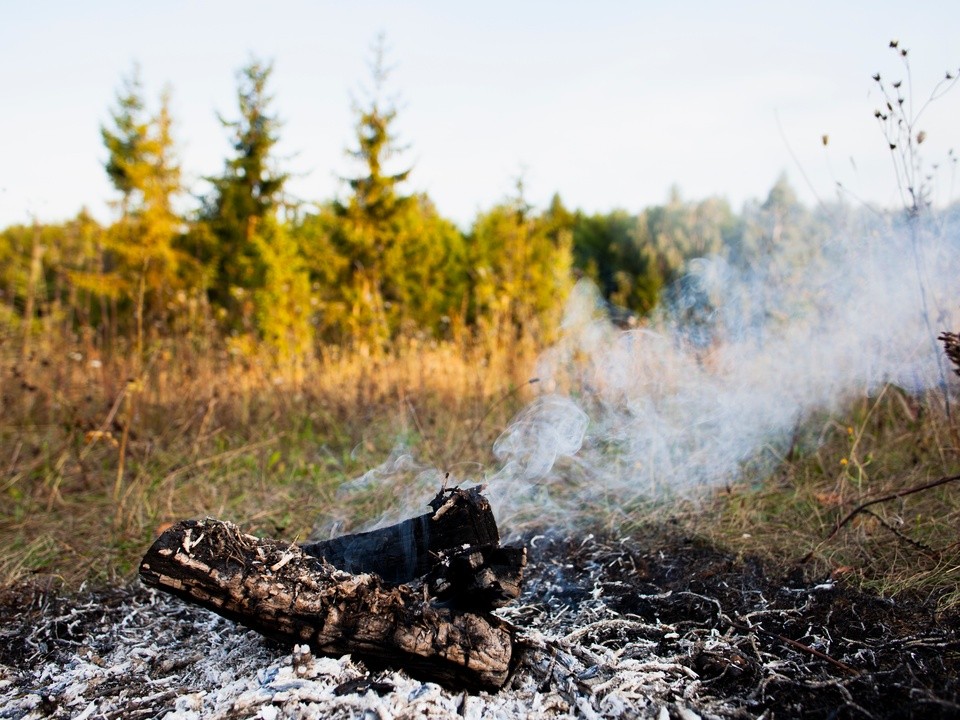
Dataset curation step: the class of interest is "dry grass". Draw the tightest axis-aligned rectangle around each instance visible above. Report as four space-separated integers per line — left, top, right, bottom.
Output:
3 327 959 611
0 330 541 588
683 386 960 611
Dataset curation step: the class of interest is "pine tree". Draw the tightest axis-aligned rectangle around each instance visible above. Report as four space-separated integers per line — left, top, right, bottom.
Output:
100 70 185 331
203 59 288 322
132 90 183 301
102 67 148 217
332 37 416 349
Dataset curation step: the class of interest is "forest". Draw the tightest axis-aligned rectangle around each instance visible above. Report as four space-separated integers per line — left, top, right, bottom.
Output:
2 55 917 370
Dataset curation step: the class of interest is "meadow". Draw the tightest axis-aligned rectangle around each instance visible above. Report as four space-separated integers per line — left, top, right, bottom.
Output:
3 323 958 612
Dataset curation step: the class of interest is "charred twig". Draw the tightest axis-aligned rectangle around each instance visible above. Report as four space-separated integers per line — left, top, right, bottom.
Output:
799 473 960 563
728 619 860 677
861 509 939 556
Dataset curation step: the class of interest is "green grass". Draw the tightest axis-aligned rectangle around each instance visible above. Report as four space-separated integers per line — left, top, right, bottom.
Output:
683 387 960 610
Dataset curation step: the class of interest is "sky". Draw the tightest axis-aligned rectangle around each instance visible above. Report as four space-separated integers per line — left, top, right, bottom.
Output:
3 1 960 230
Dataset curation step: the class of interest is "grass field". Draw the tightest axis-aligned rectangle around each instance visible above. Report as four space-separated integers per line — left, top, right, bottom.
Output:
2 330 959 610
0 331 540 586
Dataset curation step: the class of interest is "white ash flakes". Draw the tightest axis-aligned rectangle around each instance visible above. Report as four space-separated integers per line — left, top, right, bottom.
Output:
1 540 744 720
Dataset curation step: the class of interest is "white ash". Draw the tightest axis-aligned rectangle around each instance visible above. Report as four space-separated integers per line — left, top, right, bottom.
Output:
0 537 750 720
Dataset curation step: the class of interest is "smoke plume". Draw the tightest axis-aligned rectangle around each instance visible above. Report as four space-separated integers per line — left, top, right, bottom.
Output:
484 212 959 525
329 212 959 532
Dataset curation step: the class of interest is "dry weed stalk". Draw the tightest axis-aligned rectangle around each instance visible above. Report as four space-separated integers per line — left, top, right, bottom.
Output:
800 472 960 564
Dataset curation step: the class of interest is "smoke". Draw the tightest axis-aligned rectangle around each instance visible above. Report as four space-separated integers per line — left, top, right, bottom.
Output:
327 211 959 533
484 212 959 524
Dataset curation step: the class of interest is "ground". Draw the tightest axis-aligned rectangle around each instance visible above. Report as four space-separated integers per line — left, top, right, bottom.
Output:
1 529 958 720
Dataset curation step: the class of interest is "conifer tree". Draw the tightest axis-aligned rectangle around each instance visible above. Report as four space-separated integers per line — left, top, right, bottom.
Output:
100 69 184 329
332 37 416 348
203 59 288 321
466 184 573 343
102 67 148 217
572 209 661 317
253 217 314 375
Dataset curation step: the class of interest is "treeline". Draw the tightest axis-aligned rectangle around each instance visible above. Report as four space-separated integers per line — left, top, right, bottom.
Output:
0 54 856 365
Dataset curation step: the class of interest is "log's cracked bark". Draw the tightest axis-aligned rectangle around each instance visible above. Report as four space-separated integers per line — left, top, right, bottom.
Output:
139 516 517 691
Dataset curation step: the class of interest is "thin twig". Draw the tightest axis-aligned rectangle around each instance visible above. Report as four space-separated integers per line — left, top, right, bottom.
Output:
800 473 960 563
861 509 938 557
728 619 860 677
453 377 540 460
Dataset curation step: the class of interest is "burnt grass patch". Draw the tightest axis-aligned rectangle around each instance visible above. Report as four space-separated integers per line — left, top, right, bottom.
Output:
519 532 960 718
1 530 959 719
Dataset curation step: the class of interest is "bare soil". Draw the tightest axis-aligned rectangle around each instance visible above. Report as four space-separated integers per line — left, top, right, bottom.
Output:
1 530 958 719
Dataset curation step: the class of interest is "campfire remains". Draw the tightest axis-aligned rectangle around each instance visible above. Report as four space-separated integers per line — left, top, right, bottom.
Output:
138 486 526 691
5 530 960 717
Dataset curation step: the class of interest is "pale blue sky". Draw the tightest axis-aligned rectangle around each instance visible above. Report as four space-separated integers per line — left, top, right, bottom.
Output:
2 1 959 229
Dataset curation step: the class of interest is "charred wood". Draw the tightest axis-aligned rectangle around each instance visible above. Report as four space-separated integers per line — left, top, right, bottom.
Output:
428 544 527 610
139 518 515 691
299 486 500 584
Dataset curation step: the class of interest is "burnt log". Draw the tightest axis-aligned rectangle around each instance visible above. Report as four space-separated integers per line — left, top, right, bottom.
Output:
300 486 500 584
139 517 516 691
428 544 527 610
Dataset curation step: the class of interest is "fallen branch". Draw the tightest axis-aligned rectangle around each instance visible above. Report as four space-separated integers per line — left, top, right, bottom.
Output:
727 619 860 677
861 509 939 556
799 473 960 564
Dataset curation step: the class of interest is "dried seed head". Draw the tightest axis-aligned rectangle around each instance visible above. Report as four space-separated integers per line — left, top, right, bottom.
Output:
872 73 881 82
889 39 899 48
821 134 829 146
917 130 927 144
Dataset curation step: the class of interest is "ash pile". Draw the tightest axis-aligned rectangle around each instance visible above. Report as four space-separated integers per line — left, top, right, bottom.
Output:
3 525 959 719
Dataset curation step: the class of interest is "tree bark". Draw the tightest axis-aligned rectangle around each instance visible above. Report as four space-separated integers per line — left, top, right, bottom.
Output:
139 517 516 691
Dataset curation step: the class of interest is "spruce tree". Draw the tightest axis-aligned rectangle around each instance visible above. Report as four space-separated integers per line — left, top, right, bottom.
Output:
100 70 184 329
297 38 468 347
102 67 148 217
333 37 415 348
203 59 288 322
